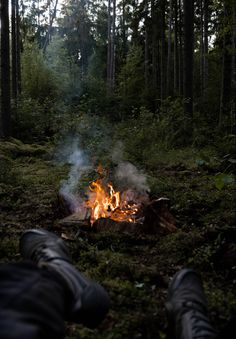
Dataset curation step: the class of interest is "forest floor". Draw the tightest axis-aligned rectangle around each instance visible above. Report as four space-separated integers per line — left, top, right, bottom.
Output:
0 138 235 339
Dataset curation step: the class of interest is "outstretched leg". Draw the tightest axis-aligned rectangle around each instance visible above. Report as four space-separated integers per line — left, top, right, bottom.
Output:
0 261 68 339
166 268 218 339
0 229 110 339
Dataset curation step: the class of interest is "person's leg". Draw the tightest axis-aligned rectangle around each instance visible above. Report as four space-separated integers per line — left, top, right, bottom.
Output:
166 268 218 339
0 229 110 339
0 261 67 339
20 229 110 328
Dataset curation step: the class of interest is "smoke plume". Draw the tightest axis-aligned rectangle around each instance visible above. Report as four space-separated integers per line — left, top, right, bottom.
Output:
115 161 150 193
57 138 90 213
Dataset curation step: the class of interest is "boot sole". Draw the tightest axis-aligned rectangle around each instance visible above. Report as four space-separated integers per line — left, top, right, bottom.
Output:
20 229 70 259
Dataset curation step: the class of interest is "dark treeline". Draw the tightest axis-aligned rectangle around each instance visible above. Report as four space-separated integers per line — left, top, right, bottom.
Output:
0 0 235 148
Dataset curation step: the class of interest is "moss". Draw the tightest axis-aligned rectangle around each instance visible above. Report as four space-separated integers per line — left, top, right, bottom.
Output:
0 138 51 158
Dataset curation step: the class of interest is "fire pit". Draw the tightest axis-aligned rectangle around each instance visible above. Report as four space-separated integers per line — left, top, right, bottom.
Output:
58 166 176 235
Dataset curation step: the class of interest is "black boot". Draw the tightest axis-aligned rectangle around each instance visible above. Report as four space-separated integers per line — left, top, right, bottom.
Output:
166 268 218 339
20 229 110 328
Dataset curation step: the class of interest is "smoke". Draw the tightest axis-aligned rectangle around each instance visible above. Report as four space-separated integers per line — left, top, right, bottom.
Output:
112 141 124 164
56 137 90 213
115 161 150 193
111 141 149 193
57 137 150 215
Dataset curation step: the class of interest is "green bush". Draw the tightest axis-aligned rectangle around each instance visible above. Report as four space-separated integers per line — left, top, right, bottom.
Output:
12 97 64 141
114 99 190 165
22 43 59 101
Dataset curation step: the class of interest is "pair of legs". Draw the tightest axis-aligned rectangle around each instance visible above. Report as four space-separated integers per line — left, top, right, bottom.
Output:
0 229 222 338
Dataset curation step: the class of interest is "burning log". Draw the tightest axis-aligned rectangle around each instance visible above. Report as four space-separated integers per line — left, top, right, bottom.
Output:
93 218 140 233
58 209 90 228
58 164 176 235
92 198 176 235
58 197 176 235
142 198 177 234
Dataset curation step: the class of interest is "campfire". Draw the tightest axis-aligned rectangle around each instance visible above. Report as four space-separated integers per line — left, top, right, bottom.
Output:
85 173 148 225
59 165 176 235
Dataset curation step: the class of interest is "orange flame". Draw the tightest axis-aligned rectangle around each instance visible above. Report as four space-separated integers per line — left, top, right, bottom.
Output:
86 177 139 225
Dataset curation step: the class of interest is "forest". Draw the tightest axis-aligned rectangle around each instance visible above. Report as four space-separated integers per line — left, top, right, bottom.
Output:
0 0 235 338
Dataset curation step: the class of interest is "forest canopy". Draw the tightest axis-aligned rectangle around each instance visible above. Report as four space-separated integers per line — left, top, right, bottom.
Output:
0 0 235 150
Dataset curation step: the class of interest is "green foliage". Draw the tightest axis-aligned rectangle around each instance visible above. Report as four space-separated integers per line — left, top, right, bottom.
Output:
80 76 108 114
22 43 59 100
0 138 48 158
45 35 81 99
117 46 145 111
114 99 196 166
13 97 66 141
0 154 16 185
214 173 235 190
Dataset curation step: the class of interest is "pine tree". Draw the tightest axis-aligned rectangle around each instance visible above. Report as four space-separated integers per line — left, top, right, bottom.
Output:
1 0 11 137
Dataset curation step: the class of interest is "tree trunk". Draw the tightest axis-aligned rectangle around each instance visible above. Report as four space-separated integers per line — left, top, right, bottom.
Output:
232 1 236 134
122 0 127 59
151 0 158 94
203 0 209 97
166 0 173 96
160 0 166 101
16 0 21 94
107 0 116 92
1 0 11 137
144 0 149 90
178 0 183 96
220 0 233 124
107 0 112 91
183 0 194 118
43 0 59 53
200 0 204 97
111 0 116 89
11 0 17 99
232 1 236 86
173 0 179 94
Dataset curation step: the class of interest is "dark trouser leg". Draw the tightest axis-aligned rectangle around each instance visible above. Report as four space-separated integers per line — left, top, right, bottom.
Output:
0 261 69 339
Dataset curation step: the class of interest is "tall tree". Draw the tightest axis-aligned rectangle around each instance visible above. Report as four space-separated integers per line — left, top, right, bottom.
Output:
107 0 116 92
16 0 21 94
219 0 233 125
43 0 59 53
183 0 194 117
199 0 209 98
160 0 166 100
107 0 112 90
173 0 179 94
203 0 209 96
11 0 21 99
199 0 204 96
144 0 149 90
12 0 17 99
178 0 183 96
166 0 173 96
1 0 11 137
151 0 160 95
